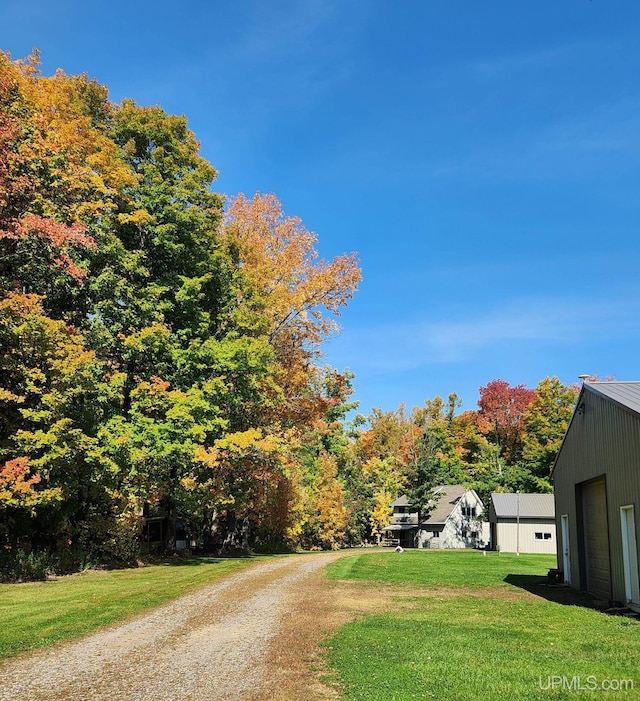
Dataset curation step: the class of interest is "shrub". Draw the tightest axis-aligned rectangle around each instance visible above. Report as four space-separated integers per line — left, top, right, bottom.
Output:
0 548 52 582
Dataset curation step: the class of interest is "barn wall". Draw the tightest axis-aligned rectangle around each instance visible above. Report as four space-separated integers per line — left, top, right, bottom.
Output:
495 519 556 554
554 389 640 603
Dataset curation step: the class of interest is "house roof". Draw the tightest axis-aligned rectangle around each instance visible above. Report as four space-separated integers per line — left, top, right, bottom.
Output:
584 381 640 417
390 495 412 507
491 493 555 519
390 485 478 525
423 485 468 525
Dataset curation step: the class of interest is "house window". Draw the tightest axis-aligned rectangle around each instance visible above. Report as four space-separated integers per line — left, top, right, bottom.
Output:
544 533 552 540
432 531 439 538
462 506 476 517
462 529 468 538
535 532 552 540
471 531 478 539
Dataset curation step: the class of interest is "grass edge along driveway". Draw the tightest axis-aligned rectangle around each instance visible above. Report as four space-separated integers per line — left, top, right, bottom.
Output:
0 555 260 659
324 550 640 701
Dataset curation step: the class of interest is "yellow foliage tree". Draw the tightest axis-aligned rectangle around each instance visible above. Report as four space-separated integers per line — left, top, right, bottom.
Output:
313 452 349 549
222 193 361 425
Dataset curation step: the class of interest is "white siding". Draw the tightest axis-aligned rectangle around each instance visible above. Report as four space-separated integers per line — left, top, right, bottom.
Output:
417 490 488 549
496 518 556 554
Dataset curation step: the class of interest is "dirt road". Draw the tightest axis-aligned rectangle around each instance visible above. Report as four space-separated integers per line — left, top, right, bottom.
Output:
0 553 347 701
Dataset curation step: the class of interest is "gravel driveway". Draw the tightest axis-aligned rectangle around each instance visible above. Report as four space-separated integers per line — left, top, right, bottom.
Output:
0 553 344 701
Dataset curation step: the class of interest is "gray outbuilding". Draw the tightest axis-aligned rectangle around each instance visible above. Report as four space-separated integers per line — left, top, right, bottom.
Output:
553 381 640 610
489 493 556 554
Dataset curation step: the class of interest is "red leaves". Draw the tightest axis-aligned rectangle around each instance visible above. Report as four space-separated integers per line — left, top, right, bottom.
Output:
13 214 94 250
1 214 96 282
477 379 535 462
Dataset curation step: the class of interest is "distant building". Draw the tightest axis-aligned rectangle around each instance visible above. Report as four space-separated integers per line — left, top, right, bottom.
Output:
489 493 556 554
553 381 640 610
384 485 487 549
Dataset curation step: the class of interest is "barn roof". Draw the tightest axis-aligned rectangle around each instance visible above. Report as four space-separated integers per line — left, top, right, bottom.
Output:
491 493 555 519
585 381 640 417
551 381 640 477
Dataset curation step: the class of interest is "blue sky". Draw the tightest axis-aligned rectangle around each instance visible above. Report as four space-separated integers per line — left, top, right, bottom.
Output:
2 1 640 417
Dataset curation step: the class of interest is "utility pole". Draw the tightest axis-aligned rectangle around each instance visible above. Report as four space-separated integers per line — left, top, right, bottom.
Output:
516 490 520 557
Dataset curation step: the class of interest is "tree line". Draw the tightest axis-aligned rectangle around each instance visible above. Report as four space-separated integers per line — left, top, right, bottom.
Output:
0 52 577 579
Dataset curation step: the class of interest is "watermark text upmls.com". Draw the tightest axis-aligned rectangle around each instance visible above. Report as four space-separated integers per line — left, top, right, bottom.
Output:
539 676 634 692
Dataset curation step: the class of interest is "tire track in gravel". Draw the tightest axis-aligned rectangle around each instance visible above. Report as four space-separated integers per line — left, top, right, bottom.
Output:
0 553 344 701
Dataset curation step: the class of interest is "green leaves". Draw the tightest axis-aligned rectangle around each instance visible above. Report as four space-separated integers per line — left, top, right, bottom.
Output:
0 51 365 566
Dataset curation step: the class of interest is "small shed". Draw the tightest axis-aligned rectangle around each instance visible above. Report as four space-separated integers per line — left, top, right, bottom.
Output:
489 493 556 554
553 381 640 610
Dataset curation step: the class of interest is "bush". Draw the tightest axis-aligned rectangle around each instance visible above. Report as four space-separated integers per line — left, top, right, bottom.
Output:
0 548 52 582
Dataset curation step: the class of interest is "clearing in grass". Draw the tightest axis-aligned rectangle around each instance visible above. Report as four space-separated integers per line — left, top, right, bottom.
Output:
324 550 640 701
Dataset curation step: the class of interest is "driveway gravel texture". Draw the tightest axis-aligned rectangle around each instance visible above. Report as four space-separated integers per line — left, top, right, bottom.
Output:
0 552 345 701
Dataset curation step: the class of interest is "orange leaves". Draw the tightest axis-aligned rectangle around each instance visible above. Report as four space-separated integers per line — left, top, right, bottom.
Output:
222 193 361 430
223 192 361 346
0 51 133 291
0 457 61 510
13 59 137 221
0 457 39 496
477 379 535 463
4 214 96 282
13 215 94 250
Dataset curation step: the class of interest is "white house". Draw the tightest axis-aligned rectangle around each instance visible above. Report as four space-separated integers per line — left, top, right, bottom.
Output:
385 485 487 549
489 493 556 554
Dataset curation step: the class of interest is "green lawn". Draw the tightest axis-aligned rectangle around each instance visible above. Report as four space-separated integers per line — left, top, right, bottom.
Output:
328 548 556 589
325 550 640 700
0 556 258 659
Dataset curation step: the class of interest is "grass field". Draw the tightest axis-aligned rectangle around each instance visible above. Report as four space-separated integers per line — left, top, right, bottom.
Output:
0 556 258 659
328 548 556 588
325 550 640 700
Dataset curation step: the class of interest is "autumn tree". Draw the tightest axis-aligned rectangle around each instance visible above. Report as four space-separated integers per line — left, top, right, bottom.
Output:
0 51 366 573
0 292 127 567
0 51 133 316
401 395 466 521
222 193 361 423
304 452 349 550
477 379 535 466
522 377 577 490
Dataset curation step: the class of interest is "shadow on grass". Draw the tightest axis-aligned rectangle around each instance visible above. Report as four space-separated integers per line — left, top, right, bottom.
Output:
158 553 257 566
159 557 228 567
158 547 297 566
504 573 598 610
